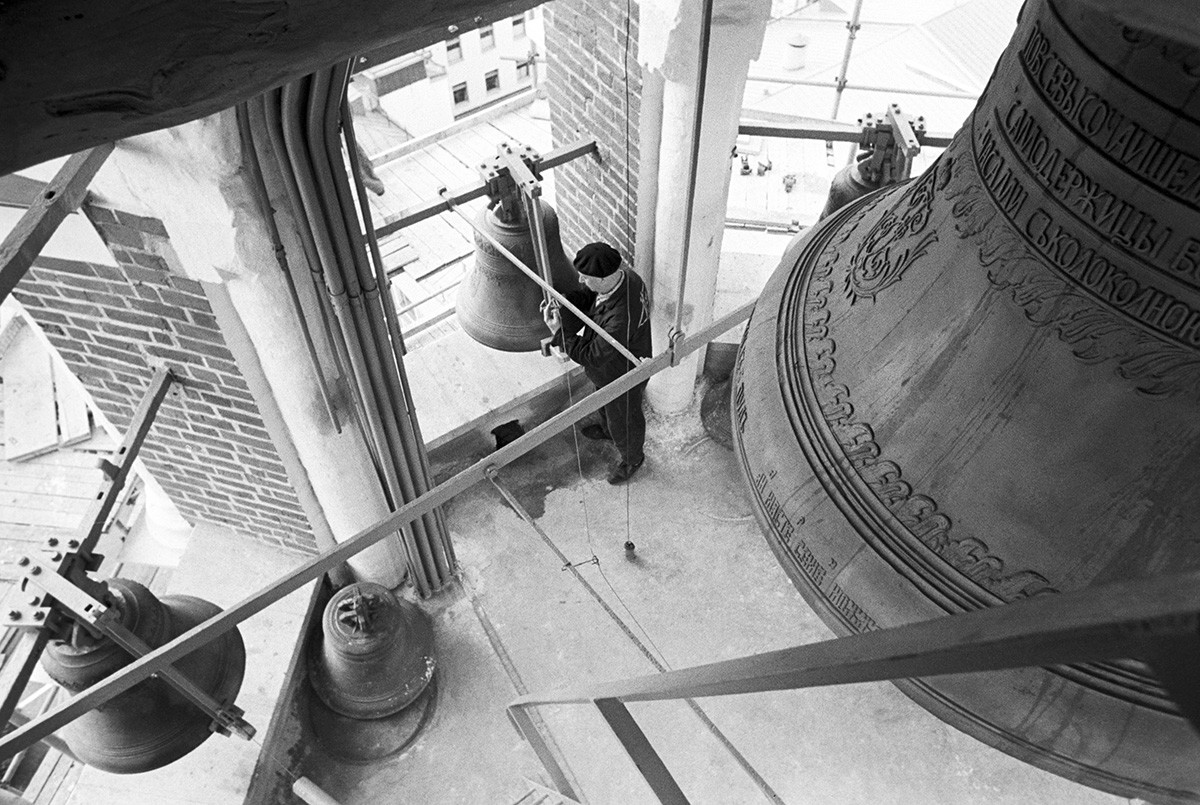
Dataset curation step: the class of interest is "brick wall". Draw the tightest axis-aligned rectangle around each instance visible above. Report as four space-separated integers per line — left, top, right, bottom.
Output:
544 0 641 266
10 203 317 554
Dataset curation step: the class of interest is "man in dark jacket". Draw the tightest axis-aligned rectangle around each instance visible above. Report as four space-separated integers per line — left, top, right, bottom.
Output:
543 242 652 484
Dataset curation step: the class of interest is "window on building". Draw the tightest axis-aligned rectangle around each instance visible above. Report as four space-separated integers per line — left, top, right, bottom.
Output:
516 59 532 81
479 24 495 51
485 69 500 92
447 37 462 63
452 82 469 105
512 15 526 38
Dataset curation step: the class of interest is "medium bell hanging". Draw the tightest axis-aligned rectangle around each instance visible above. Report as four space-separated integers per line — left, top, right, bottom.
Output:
40 579 246 774
308 582 434 720
456 199 579 352
733 0 1200 800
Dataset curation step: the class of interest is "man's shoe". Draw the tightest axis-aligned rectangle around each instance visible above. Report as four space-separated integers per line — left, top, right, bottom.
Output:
607 458 644 485
581 424 612 441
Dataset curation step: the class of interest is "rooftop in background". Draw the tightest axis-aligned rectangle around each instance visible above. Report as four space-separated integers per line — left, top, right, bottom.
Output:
748 0 1023 130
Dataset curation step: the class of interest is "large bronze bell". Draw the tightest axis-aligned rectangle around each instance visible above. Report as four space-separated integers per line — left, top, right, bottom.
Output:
456 199 580 352
733 0 1200 800
40 579 246 774
308 582 434 720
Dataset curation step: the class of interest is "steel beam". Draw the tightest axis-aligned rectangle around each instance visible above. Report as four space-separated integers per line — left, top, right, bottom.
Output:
595 698 690 805
0 144 114 304
737 122 953 149
375 137 598 238
510 570 1200 713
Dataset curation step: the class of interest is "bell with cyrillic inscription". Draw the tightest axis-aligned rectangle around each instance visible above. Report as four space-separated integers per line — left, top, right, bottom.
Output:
734 0 1200 801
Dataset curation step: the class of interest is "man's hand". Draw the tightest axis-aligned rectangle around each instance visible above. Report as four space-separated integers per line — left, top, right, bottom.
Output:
541 300 562 333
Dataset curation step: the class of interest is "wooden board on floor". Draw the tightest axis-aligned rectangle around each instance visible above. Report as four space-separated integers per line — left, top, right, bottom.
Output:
2 326 58 461
50 363 89 446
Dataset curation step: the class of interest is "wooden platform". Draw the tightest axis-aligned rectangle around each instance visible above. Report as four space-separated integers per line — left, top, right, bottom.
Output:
404 328 584 454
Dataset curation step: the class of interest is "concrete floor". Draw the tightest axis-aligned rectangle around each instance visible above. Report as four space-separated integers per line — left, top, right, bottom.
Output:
302 385 1127 805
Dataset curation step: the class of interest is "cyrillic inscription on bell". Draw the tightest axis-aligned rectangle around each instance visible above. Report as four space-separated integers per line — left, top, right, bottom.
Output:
733 0 1200 801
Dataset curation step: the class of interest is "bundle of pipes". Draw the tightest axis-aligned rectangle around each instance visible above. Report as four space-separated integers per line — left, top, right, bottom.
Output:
237 63 454 596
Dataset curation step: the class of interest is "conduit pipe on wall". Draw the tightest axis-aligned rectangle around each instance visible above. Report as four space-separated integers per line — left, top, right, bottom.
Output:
339 96 455 579
257 90 354 405
315 65 441 586
288 72 430 594
314 64 444 592
262 63 452 595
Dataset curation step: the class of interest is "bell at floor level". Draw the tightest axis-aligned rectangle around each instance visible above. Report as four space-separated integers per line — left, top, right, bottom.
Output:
40 579 246 773
732 0 1200 801
456 199 580 352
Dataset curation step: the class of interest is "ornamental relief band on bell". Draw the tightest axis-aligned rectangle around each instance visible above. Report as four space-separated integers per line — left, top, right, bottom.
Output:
965 13 1200 351
796 202 1058 603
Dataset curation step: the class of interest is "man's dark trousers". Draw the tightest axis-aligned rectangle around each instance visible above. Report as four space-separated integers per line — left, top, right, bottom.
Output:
599 380 647 465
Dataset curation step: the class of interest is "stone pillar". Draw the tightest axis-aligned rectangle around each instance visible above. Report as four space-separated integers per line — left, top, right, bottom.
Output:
89 112 407 586
641 0 770 415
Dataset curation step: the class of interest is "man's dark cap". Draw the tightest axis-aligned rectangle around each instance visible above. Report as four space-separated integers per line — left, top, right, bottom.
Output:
574 242 622 277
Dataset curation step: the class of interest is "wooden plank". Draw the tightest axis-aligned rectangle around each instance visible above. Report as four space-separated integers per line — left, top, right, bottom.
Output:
0 472 99 500
50 364 90 447
2 327 58 461
23 749 63 804
0 492 90 516
45 758 81 805
0 506 83 530
31 751 74 805
0 525 67 544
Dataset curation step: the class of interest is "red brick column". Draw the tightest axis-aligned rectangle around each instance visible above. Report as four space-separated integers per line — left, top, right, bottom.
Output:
544 0 642 264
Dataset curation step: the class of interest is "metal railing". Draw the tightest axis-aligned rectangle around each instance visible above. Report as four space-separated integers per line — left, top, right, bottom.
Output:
508 571 1200 804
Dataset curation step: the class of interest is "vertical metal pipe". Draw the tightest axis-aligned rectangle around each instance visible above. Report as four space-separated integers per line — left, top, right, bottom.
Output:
672 0 715 337
830 0 865 120
259 90 354 400
280 77 429 594
338 91 454 585
317 65 439 591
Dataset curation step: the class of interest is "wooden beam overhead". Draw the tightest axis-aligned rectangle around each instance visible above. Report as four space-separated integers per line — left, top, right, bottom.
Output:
0 0 539 176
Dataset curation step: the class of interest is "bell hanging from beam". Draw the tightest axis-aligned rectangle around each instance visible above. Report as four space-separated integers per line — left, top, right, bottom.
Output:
456 144 581 352
732 0 1200 800
39 579 246 774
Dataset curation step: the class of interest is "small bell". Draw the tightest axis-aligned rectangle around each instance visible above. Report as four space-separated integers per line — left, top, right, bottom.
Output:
308 583 434 720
